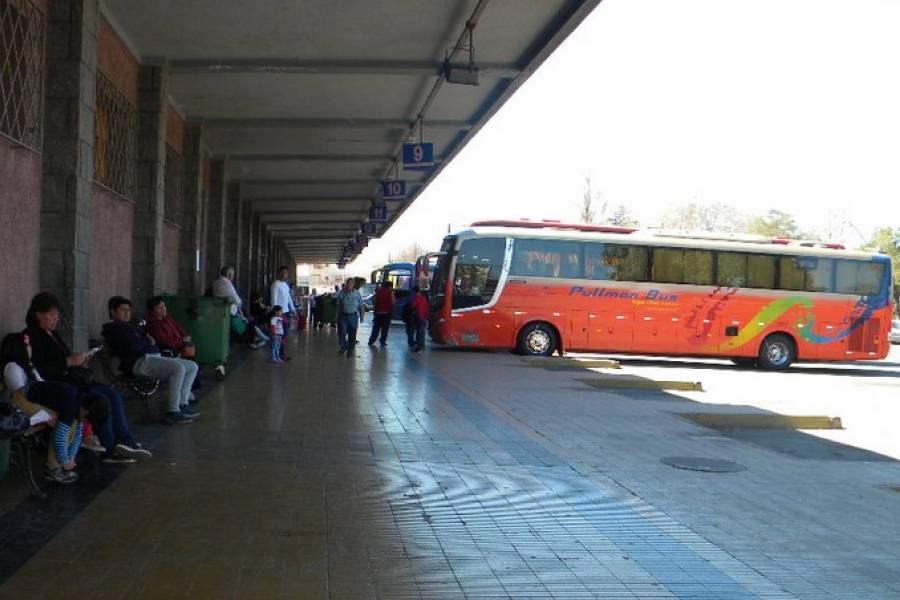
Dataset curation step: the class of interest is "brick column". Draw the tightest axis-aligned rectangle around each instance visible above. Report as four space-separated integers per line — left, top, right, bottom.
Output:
40 0 98 351
179 124 204 294
204 160 226 280
131 65 167 313
224 181 242 282
239 197 253 300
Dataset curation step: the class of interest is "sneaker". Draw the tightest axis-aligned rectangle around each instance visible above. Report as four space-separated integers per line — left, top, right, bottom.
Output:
101 451 137 464
250 341 266 349
81 435 106 454
116 443 152 459
281 355 291 361
380 342 387 347
367 341 375 347
163 411 195 425
180 404 200 417
269 358 284 364
45 467 78 484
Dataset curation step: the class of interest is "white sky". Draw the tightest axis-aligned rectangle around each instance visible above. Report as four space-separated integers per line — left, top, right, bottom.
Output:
345 0 900 275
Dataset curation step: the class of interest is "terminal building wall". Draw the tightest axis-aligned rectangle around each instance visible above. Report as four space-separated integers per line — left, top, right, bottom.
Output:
0 0 295 347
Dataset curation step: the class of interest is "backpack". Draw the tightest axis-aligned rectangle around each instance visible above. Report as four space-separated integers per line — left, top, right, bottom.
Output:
402 300 416 325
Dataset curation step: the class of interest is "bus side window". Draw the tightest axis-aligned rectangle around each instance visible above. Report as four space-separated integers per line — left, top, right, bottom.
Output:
836 260 884 296
779 257 806 291
652 247 684 284
716 252 747 287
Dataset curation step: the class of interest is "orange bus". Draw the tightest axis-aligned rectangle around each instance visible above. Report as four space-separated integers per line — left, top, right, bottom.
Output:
427 221 894 369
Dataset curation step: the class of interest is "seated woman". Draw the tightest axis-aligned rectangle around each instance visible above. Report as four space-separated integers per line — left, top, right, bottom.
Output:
145 296 192 357
23 292 151 462
1 333 110 484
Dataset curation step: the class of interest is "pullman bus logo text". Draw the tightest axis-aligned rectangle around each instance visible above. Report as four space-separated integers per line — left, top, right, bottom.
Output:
568 286 679 302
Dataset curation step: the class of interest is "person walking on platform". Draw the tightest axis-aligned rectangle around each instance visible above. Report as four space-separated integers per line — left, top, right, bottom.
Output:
367 281 394 347
406 286 429 353
270 266 296 360
336 278 364 357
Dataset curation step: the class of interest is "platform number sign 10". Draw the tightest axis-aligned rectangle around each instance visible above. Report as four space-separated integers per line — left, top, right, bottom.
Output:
381 180 406 200
402 143 434 170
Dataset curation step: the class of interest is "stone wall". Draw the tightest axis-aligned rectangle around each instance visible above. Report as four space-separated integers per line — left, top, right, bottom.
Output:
88 187 133 332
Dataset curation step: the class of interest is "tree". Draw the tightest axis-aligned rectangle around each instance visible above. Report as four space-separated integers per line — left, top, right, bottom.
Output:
659 202 748 233
577 176 606 224
391 242 427 263
746 209 801 239
861 227 900 285
607 204 639 227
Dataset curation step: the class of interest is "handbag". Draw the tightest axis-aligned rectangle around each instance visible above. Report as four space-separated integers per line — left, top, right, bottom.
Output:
230 314 247 335
0 402 29 433
181 341 196 359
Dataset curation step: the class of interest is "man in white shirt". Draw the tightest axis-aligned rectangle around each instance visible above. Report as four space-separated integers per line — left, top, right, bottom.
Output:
213 265 268 348
270 266 296 360
211 266 243 309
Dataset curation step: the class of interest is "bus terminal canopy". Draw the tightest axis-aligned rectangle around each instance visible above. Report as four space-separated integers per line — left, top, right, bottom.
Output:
104 0 600 264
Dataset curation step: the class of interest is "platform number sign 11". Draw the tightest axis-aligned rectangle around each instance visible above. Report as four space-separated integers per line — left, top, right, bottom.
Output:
369 204 388 223
381 180 406 200
402 143 434 170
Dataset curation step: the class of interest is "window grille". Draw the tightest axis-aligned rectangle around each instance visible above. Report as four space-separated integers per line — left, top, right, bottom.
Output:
165 144 184 225
94 72 137 198
0 0 44 151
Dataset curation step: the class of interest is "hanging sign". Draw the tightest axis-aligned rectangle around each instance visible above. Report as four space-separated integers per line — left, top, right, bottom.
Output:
356 234 369 248
368 204 388 223
403 143 434 170
361 222 378 236
381 180 406 200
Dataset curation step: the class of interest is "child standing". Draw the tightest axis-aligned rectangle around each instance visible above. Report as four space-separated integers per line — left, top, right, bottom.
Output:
269 305 284 363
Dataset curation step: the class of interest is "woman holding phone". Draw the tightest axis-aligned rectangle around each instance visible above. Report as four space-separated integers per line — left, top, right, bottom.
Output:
24 292 151 463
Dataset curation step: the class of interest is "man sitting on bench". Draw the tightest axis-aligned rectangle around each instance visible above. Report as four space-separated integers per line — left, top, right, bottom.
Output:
102 296 199 426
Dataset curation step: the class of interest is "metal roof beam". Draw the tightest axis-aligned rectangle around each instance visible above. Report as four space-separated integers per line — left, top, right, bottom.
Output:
169 59 519 78
250 196 371 203
198 118 471 130
240 178 374 186
226 154 391 162
258 208 366 215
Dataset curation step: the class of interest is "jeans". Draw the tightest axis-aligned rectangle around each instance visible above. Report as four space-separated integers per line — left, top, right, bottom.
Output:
406 320 426 350
134 354 199 412
339 312 359 352
271 334 283 361
368 314 391 345
87 383 136 451
281 313 293 357
254 324 270 343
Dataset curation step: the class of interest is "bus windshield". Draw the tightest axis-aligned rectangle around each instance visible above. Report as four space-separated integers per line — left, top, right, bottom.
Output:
451 237 506 309
431 236 456 304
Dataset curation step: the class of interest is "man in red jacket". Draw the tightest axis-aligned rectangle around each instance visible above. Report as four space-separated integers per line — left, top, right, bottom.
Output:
145 296 192 356
367 281 395 347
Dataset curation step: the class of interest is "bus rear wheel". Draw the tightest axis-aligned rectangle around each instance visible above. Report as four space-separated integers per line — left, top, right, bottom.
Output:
517 322 558 357
757 333 795 370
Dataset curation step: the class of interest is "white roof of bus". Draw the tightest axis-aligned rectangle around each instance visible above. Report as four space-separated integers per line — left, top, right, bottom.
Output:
454 226 882 261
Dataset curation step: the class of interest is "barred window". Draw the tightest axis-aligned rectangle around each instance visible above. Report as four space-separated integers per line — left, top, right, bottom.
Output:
165 144 184 225
0 0 44 151
94 72 137 198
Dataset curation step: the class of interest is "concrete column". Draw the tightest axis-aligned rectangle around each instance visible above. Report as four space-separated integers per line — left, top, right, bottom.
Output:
239 198 253 299
224 181 241 283
179 125 204 294
40 0 98 351
131 66 168 312
204 160 226 281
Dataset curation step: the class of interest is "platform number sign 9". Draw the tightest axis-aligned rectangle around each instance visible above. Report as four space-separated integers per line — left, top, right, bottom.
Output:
381 180 406 200
402 142 434 170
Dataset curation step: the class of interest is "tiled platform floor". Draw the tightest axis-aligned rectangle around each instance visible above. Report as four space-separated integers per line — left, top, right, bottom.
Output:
1 323 898 599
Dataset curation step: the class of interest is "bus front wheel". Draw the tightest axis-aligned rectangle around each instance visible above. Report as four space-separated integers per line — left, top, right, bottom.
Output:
517 322 558 357
757 333 795 370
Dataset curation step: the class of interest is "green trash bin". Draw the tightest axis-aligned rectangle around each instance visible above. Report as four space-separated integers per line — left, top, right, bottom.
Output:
163 295 231 377
321 294 338 325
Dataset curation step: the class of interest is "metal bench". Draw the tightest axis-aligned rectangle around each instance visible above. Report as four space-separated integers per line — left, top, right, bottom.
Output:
90 339 159 414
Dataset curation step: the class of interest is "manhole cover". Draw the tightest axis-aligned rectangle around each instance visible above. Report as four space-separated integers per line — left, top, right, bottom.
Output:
661 456 747 473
